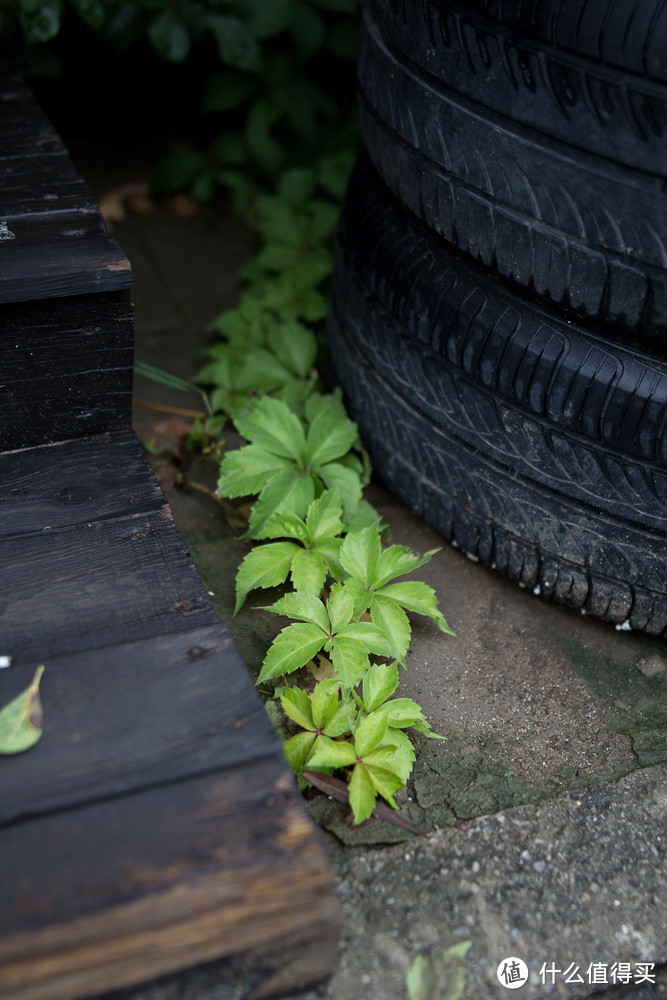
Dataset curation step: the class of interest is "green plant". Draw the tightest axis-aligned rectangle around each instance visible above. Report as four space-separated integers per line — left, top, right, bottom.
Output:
0 665 45 755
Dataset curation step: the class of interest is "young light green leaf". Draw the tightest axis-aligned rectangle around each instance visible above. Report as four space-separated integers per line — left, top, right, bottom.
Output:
268 322 317 378
318 461 362 519
306 490 344 542
234 540 300 615
366 764 402 809
326 583 354 633
354 709 388 758
348 762 376 824
406 941 472 1000
362 661 399 713
330 636 369 691
306 735 357 770
265 591 329 632
257 622 325 683
246 467 315 538
370 594 411 663
0 665 45 755
381 697 430 731
316 539 346 582
339 524 381 587
375 581 455 634
336 622 393 658
374 545 440 588
343 498 382 533
280 686 314 730
234 395 306 462
290 548 327 595
283 730 316 773
260 510 309 543
310 678 339 731
382 729 416 783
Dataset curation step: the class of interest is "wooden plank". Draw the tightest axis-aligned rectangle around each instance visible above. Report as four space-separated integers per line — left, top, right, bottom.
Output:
0 756 341 1000
0 625 276 825
0 77 62 159
0 210 131 304
0 506 216 663
0 432 163 537
0 291 133 450
0 151 93 219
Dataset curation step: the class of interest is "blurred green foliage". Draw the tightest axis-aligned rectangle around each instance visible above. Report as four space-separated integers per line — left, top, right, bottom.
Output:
2 0 361 200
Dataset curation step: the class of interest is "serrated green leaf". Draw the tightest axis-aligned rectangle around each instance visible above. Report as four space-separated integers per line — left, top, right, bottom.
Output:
290 548 327 596
317 149 356 199
343 498 382 532
261 510 308 543
304 390 346 425
324 699 355 737
265 591 329 632
319 461 362 519
375 545 440 588
310 678 339 731
366 764 402 809
283 730 316 773
326 583 355 633
306 407 358 469
278 168 317 206
362 661 399 713
406 941 472 1000
381 697 429 731
382 729 416 783
306 734 357 770
316 539 346 583
234 395 306 462
306 490 344 542
268 322 317 378
217 444 290 498
257 622 325 683
349 762 376 824
370 594 411 663
305 200 340 244
280 686 314 730
336 622 392 658
0 665 45 755
234 541 299 615
339 524 381 587
330 636 369 691
246 468 316 539
245 95 285 174
375 581 455 634
354 710 388 758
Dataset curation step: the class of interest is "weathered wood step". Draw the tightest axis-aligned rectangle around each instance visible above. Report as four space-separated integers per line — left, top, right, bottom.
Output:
0 626 340 1000
0 68 133 451
0 431 214 662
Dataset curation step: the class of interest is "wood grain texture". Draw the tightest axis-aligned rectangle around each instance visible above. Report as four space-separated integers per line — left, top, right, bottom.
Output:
0 151 94 219
0 505 215 663
0 431 163 537
0 291 133 450
0 756 341 1000
0 625 277 826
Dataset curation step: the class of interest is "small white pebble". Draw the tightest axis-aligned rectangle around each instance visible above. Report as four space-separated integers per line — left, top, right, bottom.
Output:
615 620 632 631
207 590 215 596
533 585 541 595
0 655 11 669
466 552 479 562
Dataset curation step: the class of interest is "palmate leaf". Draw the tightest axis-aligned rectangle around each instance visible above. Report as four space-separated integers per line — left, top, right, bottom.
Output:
234 395 306 462
339 524 381 587
354 710 388 758
280 686 314 730
330 636 369 691
306 490 344 542
306 734 356 770
268 321 317 378
336 621 392 658
257 622 325 683
374 544 440 588
362 661 399 713
310 678 340 731
305 406 358 468
319 461 362 520
234 540 300 615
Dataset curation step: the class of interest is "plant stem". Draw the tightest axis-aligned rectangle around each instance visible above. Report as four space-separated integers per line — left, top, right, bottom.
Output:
133 398 207 419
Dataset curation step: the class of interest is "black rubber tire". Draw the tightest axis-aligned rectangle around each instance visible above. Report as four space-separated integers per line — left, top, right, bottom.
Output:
358 5 667 343
367 0 667 174
328 157 667 635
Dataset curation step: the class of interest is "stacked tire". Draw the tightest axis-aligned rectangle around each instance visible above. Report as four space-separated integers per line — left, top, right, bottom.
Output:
328 0 667 635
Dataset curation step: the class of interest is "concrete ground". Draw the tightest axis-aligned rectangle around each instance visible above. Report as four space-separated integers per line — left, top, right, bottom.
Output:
76 167 666 1000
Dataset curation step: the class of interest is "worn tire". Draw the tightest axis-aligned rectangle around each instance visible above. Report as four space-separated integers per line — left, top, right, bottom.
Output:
328 157 667 635
358 3 667 343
